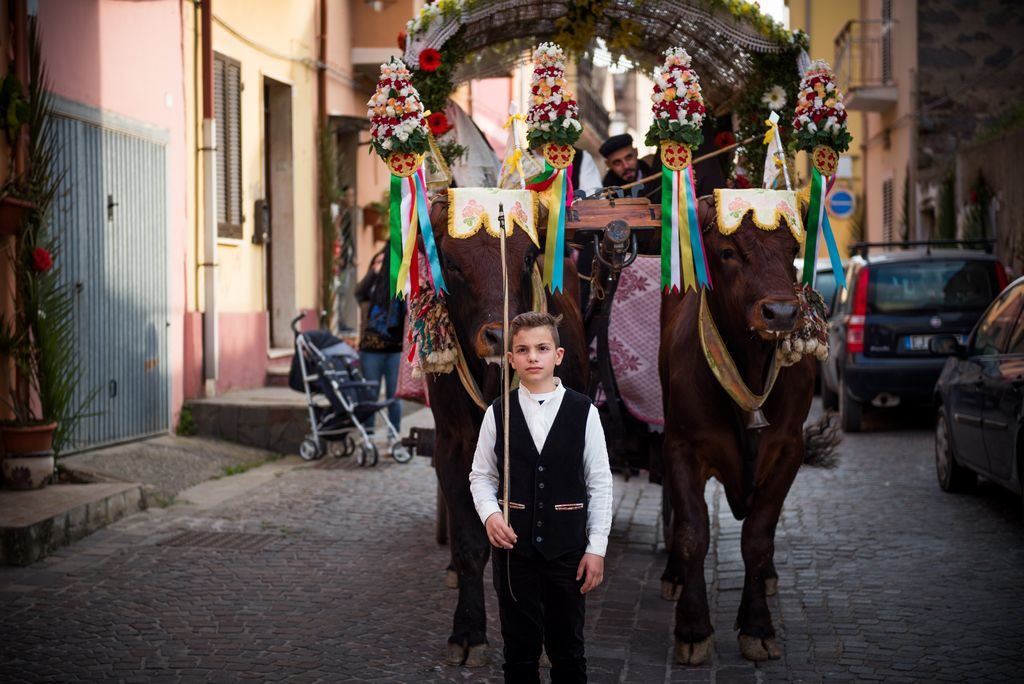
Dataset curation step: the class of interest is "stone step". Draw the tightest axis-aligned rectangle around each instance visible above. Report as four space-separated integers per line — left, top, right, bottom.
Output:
0 482 144 566
186 387 309 456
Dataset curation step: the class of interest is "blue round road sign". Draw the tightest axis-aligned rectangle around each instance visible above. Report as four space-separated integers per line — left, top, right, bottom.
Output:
828 189 855 219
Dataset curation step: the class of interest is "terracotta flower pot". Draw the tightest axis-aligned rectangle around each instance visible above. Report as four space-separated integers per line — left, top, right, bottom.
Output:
0 422 57 455
1 450 54 490
0 195 35 237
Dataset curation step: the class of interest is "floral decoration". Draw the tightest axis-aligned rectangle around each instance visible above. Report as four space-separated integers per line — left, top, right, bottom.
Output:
761 84 787 111
31 246 52 273
418 48 442 72
426 111 452 136
792 59 852 153
525 42 582 148
366 58 430 159
714 130 736 149
645 47 705 149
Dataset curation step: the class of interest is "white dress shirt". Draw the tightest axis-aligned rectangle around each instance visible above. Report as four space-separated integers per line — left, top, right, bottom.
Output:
469 378 613 557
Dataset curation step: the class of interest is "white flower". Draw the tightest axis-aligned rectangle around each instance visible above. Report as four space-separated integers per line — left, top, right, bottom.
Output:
397 131 409 142
382 138 393 150
761 85 787 111
807 121 818 133
562 118 572 128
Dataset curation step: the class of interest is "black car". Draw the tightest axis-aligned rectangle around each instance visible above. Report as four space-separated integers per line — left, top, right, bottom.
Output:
822 243 1008 432
932 276 1024 517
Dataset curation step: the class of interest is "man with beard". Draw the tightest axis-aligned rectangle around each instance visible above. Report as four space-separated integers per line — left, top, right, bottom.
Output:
598 133 661 204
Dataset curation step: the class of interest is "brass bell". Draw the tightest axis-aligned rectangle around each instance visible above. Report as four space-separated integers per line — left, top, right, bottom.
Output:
746 408 770 430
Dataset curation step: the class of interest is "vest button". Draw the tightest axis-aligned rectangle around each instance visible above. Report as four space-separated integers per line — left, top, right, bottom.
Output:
538 465 544 472
538 482 545 489
537 521 543 527
538 502 544 509
536 536 543 543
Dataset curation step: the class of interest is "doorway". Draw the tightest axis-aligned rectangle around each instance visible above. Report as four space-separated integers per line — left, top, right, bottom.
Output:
263 77 295 349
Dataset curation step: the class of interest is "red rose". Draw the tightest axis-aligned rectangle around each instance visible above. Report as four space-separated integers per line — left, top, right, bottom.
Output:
714 131 736 149
397 31 407 51
427 111 451 136
734 174 751 189
32 247 53 273
419 48 442 72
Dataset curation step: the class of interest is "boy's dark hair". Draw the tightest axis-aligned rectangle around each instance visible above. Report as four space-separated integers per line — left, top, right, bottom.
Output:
509 311 563 349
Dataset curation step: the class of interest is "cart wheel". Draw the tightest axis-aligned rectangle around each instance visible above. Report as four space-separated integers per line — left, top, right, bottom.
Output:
299 438 322 462
361 443 379 467
391 443 413 464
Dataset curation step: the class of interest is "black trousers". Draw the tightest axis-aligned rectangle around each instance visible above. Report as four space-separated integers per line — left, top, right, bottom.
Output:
492 547 587 684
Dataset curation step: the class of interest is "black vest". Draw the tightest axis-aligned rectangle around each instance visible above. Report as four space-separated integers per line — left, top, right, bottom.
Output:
493 387 591 560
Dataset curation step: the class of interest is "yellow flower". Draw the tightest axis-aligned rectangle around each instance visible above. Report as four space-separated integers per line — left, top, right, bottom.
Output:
664 87 677 101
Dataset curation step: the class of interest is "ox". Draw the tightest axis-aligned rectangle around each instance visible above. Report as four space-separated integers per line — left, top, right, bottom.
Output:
659 194 815 664
425 195 589 666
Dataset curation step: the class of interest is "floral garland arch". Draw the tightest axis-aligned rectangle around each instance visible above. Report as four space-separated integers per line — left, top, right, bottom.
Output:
398 0 810 177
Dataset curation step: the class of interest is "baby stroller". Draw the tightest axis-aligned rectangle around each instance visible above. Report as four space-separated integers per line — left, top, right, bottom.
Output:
289 315 411 466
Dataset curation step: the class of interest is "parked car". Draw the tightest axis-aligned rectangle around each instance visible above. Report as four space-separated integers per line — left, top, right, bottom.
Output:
822 243 1008 432
932 276 1024 517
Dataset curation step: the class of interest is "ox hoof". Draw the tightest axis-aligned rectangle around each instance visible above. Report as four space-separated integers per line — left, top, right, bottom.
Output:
738 635 781 661
445 642 466 666
446 569 459 589
765 577 778 596
661 580 682 601
674 636 713 665
464 643 488 668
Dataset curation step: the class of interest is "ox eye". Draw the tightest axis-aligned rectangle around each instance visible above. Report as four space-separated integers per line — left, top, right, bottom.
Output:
721 248 736 261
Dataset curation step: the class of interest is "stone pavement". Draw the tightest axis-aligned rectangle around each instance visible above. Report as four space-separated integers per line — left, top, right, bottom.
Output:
1 403 1023 682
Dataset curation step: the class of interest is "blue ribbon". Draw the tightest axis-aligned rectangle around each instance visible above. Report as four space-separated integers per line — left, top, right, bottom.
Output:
685 165 710 288
820 199 846 289
551 171 567 293
414 171 447 294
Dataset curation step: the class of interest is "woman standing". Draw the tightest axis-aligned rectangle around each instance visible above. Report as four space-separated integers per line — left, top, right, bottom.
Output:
355 249 405 432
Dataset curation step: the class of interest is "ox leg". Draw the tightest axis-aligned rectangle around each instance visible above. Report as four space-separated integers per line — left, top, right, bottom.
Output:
735 450 801 661
435 445 491 667
661 446 714 665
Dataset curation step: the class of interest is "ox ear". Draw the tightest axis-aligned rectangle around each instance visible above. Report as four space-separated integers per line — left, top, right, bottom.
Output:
797 188 811 229
429 192 449 246
697 194 718 235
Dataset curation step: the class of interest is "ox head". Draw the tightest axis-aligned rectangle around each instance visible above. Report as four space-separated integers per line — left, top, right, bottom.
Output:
429 196 540 363
698 194 804 340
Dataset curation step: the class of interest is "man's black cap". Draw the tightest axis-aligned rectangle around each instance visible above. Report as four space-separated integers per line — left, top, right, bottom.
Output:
599 133 633 158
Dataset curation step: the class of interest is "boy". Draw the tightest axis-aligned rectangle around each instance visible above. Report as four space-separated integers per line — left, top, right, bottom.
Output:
469 312 613 683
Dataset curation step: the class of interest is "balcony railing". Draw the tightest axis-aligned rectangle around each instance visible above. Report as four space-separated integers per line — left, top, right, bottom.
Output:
834 19 898 112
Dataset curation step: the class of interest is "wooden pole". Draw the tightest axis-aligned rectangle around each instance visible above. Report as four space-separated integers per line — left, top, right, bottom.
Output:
612 136 757 193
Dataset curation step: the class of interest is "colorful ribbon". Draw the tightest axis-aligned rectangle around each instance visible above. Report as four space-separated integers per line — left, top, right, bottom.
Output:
388 165 447 299
801 166 846 290
526 163 568 293
660 159 711 293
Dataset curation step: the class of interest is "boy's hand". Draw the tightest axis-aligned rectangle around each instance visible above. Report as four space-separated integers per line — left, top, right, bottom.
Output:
484 512 517 549
576 553 605 594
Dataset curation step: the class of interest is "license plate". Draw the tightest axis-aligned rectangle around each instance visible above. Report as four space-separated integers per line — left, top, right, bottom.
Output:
903 335 932 351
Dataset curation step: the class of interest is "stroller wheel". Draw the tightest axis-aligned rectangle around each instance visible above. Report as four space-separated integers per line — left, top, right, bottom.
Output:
360 443 379 467
391 443 413 464
299 438 322 461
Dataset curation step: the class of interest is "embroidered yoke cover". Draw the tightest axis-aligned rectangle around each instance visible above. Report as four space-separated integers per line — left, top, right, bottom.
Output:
447 188 539 246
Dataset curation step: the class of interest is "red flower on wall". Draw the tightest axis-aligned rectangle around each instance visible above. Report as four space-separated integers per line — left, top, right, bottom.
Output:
31 247 53 273
714 131 736 149
419 48 442 72
427 111 451 136
397 31 407 51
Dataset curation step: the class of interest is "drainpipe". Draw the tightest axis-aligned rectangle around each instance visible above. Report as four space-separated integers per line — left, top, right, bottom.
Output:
201 0 218 395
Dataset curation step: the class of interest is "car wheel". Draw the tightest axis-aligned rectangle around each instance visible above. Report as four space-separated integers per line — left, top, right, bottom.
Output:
839 378 863 433
821 379 839 411
934 409 976 493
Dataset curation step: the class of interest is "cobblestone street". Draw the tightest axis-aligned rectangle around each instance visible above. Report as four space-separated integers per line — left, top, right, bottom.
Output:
1 405 1023 683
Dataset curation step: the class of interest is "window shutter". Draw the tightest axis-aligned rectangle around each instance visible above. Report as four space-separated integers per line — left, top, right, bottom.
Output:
214 53 242 239
882 178 894 243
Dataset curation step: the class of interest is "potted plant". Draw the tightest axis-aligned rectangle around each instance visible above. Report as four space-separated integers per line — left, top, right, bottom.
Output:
0 66 33 236
363 198 389 243
0 21 90 489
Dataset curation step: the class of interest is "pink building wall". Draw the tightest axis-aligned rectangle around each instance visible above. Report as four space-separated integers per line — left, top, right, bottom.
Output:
37 0 188 427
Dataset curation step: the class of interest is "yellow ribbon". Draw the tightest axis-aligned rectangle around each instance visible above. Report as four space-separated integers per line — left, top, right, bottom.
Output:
763 116 778 145
503 112 526 129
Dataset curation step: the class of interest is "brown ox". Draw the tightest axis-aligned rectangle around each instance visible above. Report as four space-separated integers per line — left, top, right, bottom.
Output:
659 195 814 664
426 195 589 666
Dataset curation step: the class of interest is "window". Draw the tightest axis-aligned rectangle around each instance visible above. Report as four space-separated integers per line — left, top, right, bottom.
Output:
214 53 242 239
882 178 893 243
971 284 1024 356
1004 288 1024 354
869 260 997 315
881 0 893 84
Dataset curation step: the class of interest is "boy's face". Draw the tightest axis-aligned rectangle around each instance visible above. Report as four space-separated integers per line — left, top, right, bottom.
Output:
508 326 564 391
